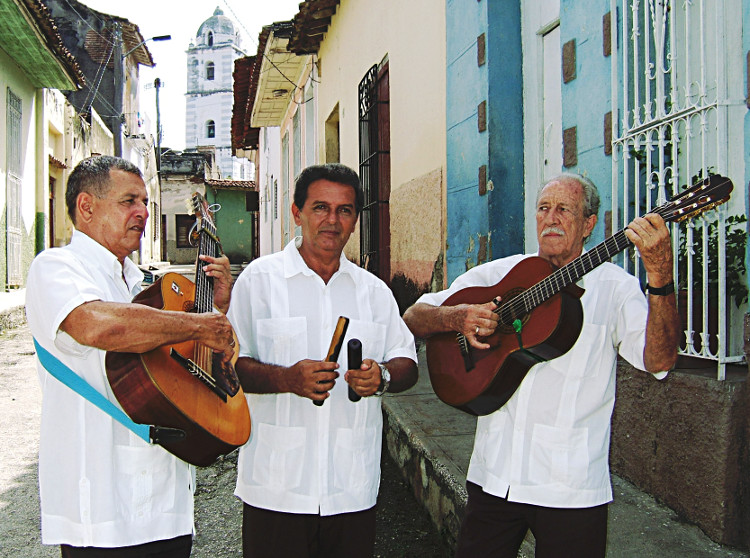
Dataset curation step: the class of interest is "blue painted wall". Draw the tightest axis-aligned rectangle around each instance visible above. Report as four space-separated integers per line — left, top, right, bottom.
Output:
445 0 524 284
560 0 613 244
486 2 525 262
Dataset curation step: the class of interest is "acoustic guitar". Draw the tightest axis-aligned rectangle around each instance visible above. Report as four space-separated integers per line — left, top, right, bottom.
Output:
106 193 251 466
426 175 734 416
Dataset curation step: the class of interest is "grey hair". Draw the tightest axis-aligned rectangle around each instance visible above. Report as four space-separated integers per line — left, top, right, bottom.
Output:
537 173 601 242
66 155 142 224
538 172 601 218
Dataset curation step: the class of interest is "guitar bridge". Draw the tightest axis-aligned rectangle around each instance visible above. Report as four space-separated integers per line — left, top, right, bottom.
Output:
169 348 228 402
456 333 475 371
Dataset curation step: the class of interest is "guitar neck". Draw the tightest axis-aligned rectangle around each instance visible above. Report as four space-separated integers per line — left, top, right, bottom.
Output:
549 229 632 293
193 222 221 313
498 227 634 326
489 173 733 328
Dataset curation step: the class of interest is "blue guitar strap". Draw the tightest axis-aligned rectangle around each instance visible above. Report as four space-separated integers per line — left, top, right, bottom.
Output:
32 338 184 445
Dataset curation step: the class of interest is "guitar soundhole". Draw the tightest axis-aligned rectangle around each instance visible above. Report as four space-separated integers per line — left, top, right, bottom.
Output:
495 287 530 335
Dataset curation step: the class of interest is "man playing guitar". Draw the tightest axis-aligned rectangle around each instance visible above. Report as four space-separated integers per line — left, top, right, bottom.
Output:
404 173 679 557
26 156 235 557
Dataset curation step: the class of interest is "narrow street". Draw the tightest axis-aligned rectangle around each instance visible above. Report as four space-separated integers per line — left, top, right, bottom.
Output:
0 322 450 558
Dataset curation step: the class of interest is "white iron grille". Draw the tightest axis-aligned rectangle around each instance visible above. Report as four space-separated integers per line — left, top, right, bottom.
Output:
610 0 746 377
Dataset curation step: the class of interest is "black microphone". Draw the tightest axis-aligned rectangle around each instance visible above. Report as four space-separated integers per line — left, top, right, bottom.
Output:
347 338 362 402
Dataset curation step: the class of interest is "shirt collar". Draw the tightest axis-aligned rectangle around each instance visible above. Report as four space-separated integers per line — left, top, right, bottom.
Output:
71 229 144 292
283 237 356 280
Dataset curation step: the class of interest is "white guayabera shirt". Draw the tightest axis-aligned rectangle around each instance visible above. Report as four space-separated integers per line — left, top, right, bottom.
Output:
417 252 665 508
229 238 417 515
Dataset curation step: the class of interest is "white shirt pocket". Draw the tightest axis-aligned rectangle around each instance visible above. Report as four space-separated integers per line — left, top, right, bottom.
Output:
332 427 380 493
255 317 308 367
528 423 590 487
474 414 508 470
249 422 307 490
113 445 177 518
345 320 386 362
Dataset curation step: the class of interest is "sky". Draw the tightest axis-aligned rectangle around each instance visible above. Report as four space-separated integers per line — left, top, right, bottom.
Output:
80 0 302 150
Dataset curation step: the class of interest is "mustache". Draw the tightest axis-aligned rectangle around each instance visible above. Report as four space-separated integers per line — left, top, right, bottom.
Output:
541 226 565 237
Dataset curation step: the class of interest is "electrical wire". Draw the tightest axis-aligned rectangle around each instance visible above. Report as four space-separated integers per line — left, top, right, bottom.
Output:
58 0 123 119
79 40 115 116
61 0 113 46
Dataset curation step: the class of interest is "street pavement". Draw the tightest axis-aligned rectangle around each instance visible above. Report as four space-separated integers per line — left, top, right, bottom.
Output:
1 290 748 557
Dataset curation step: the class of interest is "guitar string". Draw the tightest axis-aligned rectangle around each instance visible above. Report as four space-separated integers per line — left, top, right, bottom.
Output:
193 219 218 374
453 178 725 351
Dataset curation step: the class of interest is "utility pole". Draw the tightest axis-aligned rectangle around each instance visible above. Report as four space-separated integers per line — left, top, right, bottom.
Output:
155 77 163 260
114 32 171 159
112 22 123 157
155 77 162 174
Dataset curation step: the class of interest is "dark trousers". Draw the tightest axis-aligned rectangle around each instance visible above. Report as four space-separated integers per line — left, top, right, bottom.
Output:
455 482 608 558
60 535 192 558
242 503 376 558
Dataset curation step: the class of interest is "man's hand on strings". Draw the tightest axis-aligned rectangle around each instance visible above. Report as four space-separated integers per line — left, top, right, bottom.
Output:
448 298 501 349
200 254 233 313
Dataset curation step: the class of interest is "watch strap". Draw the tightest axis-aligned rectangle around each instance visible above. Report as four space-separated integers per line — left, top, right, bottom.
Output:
646 281 675 296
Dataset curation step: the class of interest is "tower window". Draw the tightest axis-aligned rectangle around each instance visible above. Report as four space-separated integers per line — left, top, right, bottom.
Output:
207 31 214 46
207 120 215 138
206 62 215 81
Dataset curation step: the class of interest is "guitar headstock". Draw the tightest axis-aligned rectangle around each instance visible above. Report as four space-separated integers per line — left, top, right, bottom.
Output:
661 175 734 223
190 192 216 235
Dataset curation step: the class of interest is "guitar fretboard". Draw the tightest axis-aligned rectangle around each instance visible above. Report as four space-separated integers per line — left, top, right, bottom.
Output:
495 196 690 327
194 220 220 314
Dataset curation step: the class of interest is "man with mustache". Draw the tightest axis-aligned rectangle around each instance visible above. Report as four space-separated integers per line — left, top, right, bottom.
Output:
228 163 418 557
26 155 235 557
403 173 679 557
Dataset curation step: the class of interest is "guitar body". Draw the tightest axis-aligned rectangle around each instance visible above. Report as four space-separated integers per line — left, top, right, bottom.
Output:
426 257 584 416
106 272 251 467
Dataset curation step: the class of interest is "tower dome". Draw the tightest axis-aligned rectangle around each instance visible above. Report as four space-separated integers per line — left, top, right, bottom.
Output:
196 7 238 46
185 6 249 180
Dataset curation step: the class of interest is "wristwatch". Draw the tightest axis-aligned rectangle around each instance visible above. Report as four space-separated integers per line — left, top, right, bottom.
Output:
374 362 391 396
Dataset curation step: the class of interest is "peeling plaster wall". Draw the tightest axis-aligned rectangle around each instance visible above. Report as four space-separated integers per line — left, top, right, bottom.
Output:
390 167 445 311
390 168 444 287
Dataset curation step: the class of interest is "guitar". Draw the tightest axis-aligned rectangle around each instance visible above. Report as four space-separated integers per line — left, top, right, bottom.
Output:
105 193 251 466
426 175 734 416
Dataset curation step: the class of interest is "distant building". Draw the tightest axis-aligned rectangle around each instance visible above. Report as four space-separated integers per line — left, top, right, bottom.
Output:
159 148 212 264
186 7 251 180
0 0 84 290
43 0 162 263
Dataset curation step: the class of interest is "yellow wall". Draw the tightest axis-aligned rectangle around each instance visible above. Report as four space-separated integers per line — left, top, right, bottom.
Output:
315 0 446 288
